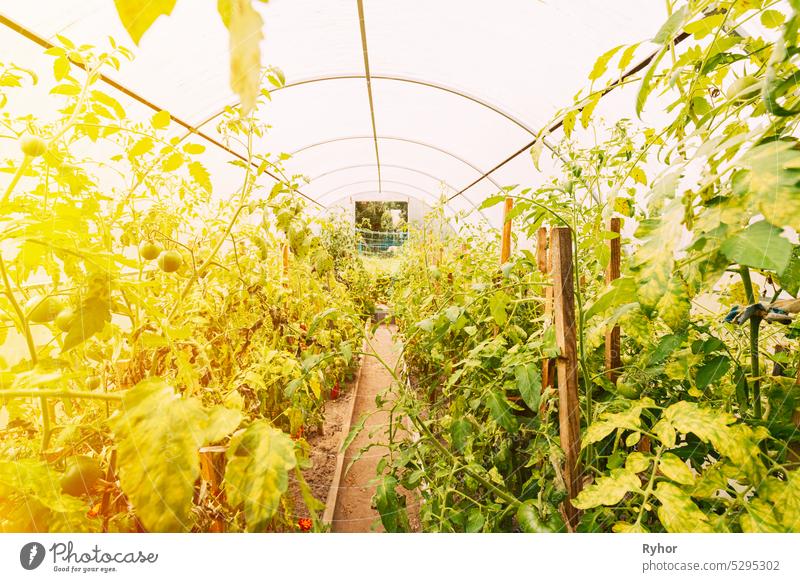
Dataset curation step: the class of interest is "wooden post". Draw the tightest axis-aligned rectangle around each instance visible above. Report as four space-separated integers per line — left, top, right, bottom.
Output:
500 197 513 264
282 242 290 286
199 445 227 533
537 227 555 395
605 218 621 383
550 226 582 530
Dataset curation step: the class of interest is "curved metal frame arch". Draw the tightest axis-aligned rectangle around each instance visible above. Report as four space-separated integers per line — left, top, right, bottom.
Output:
310 163 458 192
193 73 539 137
290 135 503 191
189 73 550 207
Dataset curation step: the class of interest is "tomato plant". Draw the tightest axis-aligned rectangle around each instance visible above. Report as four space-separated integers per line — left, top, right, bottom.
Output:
0 38 368 532
379 1 800 533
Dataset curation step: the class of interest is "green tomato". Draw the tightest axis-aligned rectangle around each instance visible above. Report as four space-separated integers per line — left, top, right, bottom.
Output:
54 307 76 332
86 375 101 390
545 511 567 533
517 501 554 533
60 456 104 497
139 240 162 261
25 296 64 323
20 134 47 157
158 250 182 273
616 378 643 399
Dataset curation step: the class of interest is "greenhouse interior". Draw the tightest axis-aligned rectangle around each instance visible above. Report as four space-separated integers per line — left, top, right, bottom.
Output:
0 0 799 539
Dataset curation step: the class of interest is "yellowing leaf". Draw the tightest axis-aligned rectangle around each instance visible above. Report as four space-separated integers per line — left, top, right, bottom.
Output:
182 143 206 155
653 482 713 532
224 421 297 531
110 379 206 532
113 0 178 45
189 161 213 193
129 136 154 157
161 152 184 172
151 110 171 129
659 453 695 485
630 166 647 185
761 10 785 29
224 0 264 114
572 468 641 509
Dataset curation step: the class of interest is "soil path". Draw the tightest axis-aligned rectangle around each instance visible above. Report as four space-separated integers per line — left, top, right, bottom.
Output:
331 323 416 532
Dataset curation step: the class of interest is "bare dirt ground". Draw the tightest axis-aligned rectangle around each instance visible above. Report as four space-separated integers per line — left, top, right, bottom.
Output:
331 323 419 532
288 375 356 523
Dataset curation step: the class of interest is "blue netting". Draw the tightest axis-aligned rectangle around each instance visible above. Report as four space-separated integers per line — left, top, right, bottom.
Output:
355 227 408 255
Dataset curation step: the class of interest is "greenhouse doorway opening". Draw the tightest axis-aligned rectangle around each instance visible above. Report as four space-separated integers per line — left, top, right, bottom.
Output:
354 201 409 256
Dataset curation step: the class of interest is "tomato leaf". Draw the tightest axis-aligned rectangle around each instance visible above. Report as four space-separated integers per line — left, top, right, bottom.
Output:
113 0 178 45
224 420 297 531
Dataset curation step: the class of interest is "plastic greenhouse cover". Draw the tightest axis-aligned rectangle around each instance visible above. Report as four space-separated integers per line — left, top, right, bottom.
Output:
0 0 667 228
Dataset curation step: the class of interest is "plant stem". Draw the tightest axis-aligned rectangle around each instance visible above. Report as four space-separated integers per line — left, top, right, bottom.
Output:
739 266 762 418
1 155 31 205
0 256 52 450
0 389 123 401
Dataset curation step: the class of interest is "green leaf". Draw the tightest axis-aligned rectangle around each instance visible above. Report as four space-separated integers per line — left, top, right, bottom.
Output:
222 0 264 114
778 245 800 296
647 334 685 366
450 418 473 452
743 142 800 232
489 291 509 326
695 355 730 391
572 468 641 509
658 453 695 485
720 220 792 272
636 46 667 117
588 45 622 81
653 6 687 44
373 475 410 532
515 363 541 411
113 0 177 44
683 13 725 39
224 420 297 531
62 295 110 352
486 391 517 432
479 194 506 209
653 482 713 532
110 379 207 532
465 509 485 533
585 276 637 320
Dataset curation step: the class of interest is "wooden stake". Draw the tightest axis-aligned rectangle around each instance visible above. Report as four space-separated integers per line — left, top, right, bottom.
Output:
500 197 513 264
605 218 622 383
550 226 582 530
537 227 555 394
282 242 290 286
199 445 227 533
